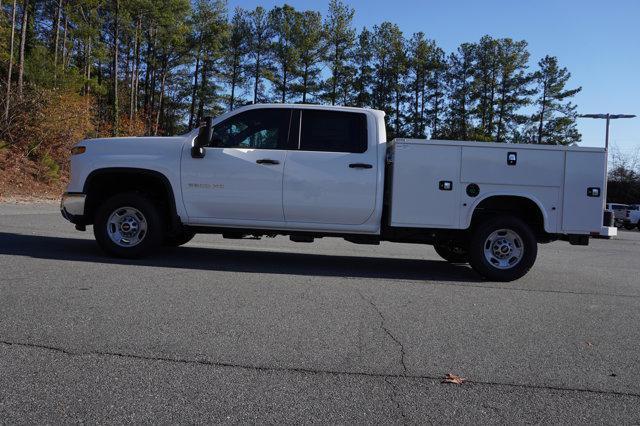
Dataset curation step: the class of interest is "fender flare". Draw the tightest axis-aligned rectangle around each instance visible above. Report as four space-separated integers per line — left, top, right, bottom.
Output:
462 191 552 233
83 167 181 229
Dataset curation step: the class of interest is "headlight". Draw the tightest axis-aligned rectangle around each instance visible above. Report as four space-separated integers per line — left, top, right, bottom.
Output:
71 146 86 155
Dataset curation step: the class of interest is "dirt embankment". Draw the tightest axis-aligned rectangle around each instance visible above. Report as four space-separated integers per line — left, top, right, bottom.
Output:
0 148 67 202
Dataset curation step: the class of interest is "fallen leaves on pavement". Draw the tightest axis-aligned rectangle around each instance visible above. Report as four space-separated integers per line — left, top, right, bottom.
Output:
442 373 466 385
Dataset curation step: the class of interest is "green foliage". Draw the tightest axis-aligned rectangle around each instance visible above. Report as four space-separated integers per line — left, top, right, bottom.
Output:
0 0 582 145
322 0 355 105
528 55 582 145
39 152 60 181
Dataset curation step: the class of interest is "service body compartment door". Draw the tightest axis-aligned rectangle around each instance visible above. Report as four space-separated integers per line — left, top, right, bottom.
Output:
390 144 461 228
562 150 606 233
460 146 564 187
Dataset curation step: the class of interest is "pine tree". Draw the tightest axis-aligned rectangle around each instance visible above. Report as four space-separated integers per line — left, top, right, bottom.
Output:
371 22 406 137
0 1 585 152
351 27 373 108
471 35 500 140
292 10 324 103
425 46 446 139
246 6 273 104
494 39 534 142
443 43 475 140
4 0 17 120
269 5 298 103
530 55 581 145
406 32 435 138
193 0 227 124
222 7 249 110
323 0 355 105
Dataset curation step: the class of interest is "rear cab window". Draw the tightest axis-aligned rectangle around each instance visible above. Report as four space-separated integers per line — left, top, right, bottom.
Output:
297 109 368 153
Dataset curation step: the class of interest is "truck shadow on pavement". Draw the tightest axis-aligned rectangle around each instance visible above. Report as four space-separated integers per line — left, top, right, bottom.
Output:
0 232 482 283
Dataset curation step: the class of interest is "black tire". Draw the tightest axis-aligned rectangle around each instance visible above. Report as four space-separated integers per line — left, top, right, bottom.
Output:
164 231 196 247
468 215 537 282
624 224 636 230
433 243 469 264
93 192 164 258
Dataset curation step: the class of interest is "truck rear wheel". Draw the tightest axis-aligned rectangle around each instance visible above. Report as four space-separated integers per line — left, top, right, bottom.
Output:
468 216 537 282
94 192 164 258
433 243 469 264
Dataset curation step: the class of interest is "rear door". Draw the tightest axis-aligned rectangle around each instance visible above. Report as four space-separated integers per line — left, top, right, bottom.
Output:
282 109 377 225
181 108 291 223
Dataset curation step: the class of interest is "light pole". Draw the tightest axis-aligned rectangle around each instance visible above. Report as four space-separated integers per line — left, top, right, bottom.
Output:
578 113 636 151
578 113 636 209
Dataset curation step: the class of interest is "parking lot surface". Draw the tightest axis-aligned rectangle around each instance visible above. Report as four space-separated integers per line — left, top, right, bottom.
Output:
1 202 639 423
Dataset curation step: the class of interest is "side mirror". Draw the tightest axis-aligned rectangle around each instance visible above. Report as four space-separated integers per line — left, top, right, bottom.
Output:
192 116 213 158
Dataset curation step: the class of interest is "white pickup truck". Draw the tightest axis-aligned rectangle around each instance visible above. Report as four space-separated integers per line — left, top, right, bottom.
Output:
61 104 616 281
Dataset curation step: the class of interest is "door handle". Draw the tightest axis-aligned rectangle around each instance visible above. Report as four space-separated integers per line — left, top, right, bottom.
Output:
256 159 280 165
349 163 373 169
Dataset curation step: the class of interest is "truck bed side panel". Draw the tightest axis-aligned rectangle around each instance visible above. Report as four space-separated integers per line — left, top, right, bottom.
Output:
390 144 462 228
561 151 606 233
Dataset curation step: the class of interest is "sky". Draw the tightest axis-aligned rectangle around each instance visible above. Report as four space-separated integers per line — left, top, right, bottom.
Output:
229 0 639 154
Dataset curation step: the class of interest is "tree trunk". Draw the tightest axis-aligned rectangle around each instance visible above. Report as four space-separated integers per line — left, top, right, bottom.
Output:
52 0 62 69
394 72 401 136
61 7 68 70
133 18 141 114
154 56 167 135
17 0 28 99
4 0 17 121
143 27 153 110
413 77 420 136
129 18 139 121
229 54 238 110
537 82 547 144
496 91 506 142
302 64 309 104
331 41 339 105
112 0 119 136
419 82 426 136
253 53 260 104
84 40 91 95
188 40 201 129
197 57 208 123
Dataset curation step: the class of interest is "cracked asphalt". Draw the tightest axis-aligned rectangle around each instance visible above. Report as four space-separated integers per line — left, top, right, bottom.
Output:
1 201 639 423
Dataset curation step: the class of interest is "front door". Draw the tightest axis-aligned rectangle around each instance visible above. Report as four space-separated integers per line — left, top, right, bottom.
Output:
181 108 291 224
283 109 378 225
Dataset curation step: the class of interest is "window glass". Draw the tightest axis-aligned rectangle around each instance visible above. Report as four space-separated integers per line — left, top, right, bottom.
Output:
210 109 290 149
299 110 368 153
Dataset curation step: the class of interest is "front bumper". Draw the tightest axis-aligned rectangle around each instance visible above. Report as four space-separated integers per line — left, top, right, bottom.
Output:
60 192 86 224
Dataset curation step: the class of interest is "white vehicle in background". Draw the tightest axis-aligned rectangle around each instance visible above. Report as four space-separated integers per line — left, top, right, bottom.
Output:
61 104 616 281
606 203 629 227
623 205 640 230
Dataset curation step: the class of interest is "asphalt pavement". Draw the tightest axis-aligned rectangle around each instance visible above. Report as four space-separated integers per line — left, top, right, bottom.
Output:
1 201 639 423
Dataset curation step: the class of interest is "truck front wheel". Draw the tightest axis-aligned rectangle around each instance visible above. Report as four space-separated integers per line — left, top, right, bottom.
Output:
468 216 537 282
94 192 164 258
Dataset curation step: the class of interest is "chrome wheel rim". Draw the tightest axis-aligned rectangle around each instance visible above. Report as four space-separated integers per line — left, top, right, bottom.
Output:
483 229 524 270
107 207 147 247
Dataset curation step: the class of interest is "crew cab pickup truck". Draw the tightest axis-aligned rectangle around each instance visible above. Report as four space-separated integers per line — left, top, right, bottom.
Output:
61 104 616 281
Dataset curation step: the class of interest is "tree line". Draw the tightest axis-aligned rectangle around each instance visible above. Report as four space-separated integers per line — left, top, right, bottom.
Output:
0 0 584 185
